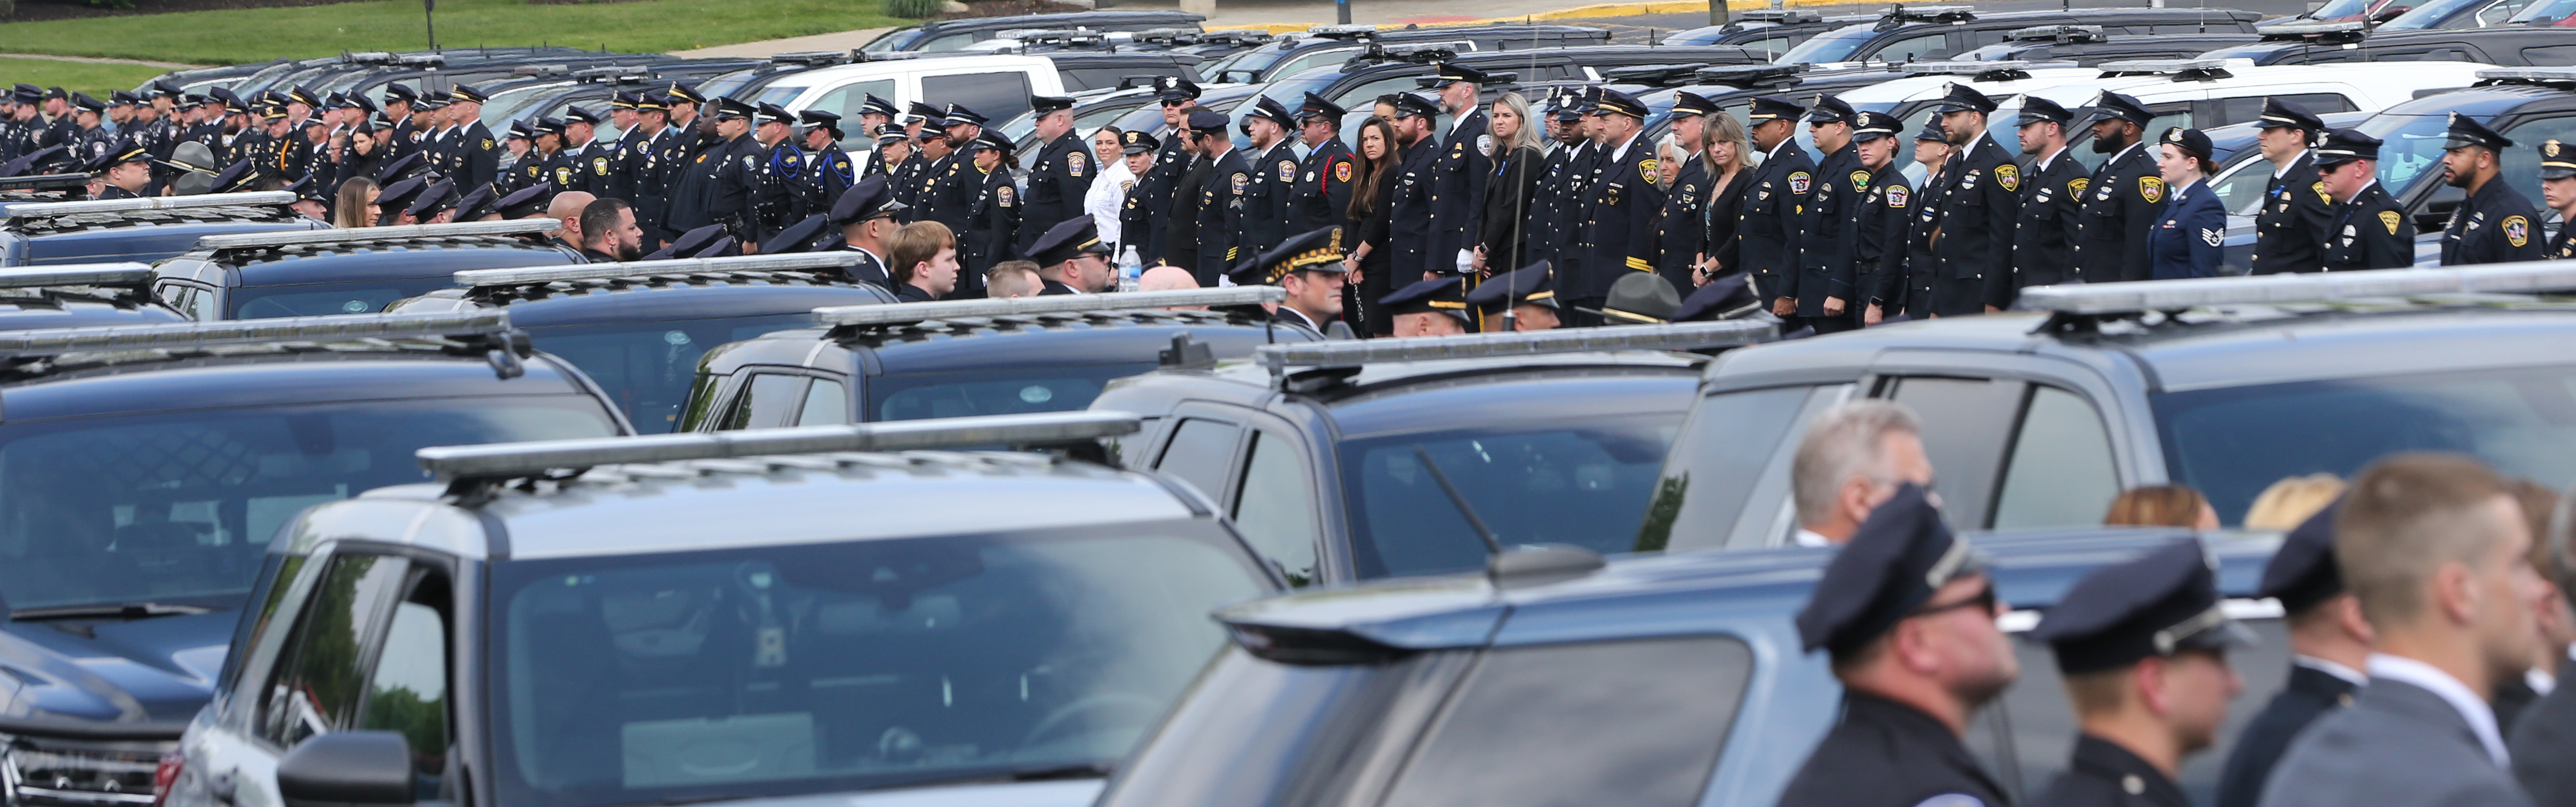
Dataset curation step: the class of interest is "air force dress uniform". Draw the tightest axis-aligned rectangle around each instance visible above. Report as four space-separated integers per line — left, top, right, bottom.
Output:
2315 129 2416 271
2439 113 2545 266
2147 128 2228 280
2250 98 2337 275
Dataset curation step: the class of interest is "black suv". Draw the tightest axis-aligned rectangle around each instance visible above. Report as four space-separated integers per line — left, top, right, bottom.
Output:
677 288 1315 433
1 192 325 267
150 219 579 321
1639 263 2576 551
860 10 1209 54
0 263 186 330
1090 321 1773 587
1957 24 2260 64
1663 8 1884 56
0 311 626 805
1195 23 1616 84
2274 69 2576 262
386 254 897 433
1777 5 2264 64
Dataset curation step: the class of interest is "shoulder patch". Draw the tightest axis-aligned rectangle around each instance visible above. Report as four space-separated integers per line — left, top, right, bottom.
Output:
2140 176 2165 204
1278 159 1296 183
1478 134 1494 157
1334 160 1352 182
593 156 610 176
2068 177 2088 196
2312 181 2330 205
1994 163 2019 192
2380 209 2402 235
1851 170 1870 191
1640 158 1659 183
1888 184 1909 208
1231 171 1248 195
2506 215 2530 247
1067 153 1085 177
480 139 494 150
997 185 1013 206
1788 171 1811 195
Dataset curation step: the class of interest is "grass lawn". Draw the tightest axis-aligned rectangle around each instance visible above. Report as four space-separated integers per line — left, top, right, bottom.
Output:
0 0 917 65
0 56 176 96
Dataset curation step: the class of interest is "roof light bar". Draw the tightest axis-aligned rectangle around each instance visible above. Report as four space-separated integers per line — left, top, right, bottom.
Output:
0 311 509 356
2260 19 2369 34
416 410 1142 479
2 191 295 219
0 263 155 290
1254 319 1776 375
454 253 863 287
2007 23 2105 40
0 173 93 192
2017 260 2576 315
195 218 559 251
1902 59 2038 74
2477 67 2576 82
813 287 1286 327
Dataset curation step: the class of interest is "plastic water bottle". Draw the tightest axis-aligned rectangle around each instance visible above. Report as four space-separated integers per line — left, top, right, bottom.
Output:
1118 245 1143 292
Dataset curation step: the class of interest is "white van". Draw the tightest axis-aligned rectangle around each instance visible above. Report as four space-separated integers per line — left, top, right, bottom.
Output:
774 54 1069 129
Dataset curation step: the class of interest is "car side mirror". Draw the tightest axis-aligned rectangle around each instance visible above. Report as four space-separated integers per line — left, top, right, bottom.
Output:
277 731 417 807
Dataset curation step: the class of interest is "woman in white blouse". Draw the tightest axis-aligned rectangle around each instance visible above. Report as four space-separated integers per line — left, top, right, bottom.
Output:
1084 126 1134 250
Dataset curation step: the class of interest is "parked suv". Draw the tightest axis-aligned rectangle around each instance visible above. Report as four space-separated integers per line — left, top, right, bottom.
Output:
1 192 323 267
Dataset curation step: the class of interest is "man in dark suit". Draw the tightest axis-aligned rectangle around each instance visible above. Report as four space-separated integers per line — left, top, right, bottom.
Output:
2251 98 2335 274
445 84 502 193
2073 91 2160 282
2258 453 2546 807
1925 83 2018 316
2029 538 2255 807
2218 502 2371 807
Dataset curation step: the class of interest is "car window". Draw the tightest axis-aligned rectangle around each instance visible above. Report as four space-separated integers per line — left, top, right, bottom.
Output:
1990 387 2120 530
918 32 975 52
810 79 896 123
2208 156 2275 216
1376 637 1754 807
2143 106 2195 139
1154 418 1244 502
2500 116 2576 225
1232 430 1321 587
920 71 1036 125
1636 387 1815 553
1341 411 1685 579
795 379 850 426
1987 616 2290 804
220 553 308 693
1886 376 2026 529
1329 75 1430 116
2474 0 2536 25
718 373 807 431
259 554 410 748
1873 31 1952 61
361 573 451 801
1275 49 1355 79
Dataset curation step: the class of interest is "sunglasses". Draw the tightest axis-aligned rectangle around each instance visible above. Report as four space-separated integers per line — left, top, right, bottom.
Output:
1911 581 1996 619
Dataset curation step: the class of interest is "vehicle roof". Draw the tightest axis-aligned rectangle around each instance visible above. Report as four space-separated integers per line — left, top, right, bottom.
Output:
785 53 1059 83
444 280 896 328
205 239 578 287
0 290 184 331
918 10 1207 31
337 451 1201 561
1836 67 2105 102
0 350 594 423
710 309 1315 377
2377 80 2573 118
1219 527 2276 652
13 219 322 264
1100 352 1709 428
1704 303 2576 394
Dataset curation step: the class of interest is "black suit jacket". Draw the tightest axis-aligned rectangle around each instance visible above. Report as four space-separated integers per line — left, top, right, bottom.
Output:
2033 734 2189 807
2252 150 2336 274
2259 677 2533 807
2509 656 2576 806
2217 664 2358 807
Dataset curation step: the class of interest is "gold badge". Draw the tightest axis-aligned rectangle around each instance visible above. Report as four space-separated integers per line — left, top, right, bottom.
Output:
2506 215 2530 247
1995 163 2019 192
2069 178 2088 195
2379 210 2402 235
1851 170 1870 191
1640 158 1658 183
2140 176 2165 204
2312 181 2329 205
481 139 494 150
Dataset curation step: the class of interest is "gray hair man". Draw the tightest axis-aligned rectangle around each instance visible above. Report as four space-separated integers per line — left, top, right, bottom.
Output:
1791 400 1934 547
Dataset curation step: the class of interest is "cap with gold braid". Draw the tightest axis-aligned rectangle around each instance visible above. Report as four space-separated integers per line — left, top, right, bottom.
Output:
2543 139 2576 180
1026 217 1114 268
1227 227 1348 286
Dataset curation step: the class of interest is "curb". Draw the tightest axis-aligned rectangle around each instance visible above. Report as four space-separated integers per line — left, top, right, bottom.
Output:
1209 0 1859 32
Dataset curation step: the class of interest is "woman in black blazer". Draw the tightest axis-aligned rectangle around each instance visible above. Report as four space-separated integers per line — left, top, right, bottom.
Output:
1476 92 1548 276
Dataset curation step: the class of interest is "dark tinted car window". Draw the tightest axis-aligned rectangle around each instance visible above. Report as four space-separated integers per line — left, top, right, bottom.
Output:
1377 637 1754 807
530 314 823 433
870 363 1144 422
1098 648 1474 807
1986 618 2290 805
1991 387 2119 530
1639 386 1815 552
1888 377 2025 529
1340 413 1683 579
1155 418 1244 502
921 71 1035 125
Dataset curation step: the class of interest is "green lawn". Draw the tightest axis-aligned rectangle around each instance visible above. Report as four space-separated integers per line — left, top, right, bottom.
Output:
0 56 175 97
0 0 917 65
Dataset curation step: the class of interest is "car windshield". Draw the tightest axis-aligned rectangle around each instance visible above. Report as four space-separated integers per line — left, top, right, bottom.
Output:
1337 413 1684 579
1094 646 1418 807
2357 112 2449 197
2377 0 2485 29
483 83 571 128
1204 45 1289 82
231 279 460 319
0 398 616 612
2155 363 2576 526
2308 0 2378 17
485 521 1265 807
2508 0 2576 22
525 314 823 434
859 28 923 54
868 363 1150 422
1778 24 1881 64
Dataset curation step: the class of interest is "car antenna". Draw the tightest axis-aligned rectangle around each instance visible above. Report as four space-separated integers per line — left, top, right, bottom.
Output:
1411 445 1505 564
1412 444 1607 588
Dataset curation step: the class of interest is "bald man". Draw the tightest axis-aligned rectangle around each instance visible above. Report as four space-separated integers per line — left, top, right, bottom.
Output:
546 191 595 251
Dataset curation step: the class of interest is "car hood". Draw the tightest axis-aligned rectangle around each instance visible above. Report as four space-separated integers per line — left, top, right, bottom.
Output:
0 609 234 722
681 780 1103 807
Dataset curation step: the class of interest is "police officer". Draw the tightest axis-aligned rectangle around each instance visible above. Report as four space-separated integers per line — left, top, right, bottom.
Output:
1850 110 1913 327
1237 96 1299 258
2217 504 2366 807
739 103 808 246
2026 538 2253 807
856 95 901 178
89 140 153 200
1017 94 1092 256
1465 260 1561 331
1896 114 1950 319
67 93 109 166
1027 216 1115 295
1131 77 1202 264
831 175 904 287
669 97 751 243
1189 108 1251 277
1927 83 2018 314
920 104 989 237
601 92 650 205
1566 88 1663 329
892 110 940 210
1117 130 1165 263
2011 96 2084 292
1795 94 1864 333
1287 92 1354 239
1385 91 1443 287
563 107 612 195
2543 139 2576 259
2315 128 2415 271
961 130 1022 288
1739 95 1813 312
2251 98 2335 274
2075 91 2161 283
1777 483 2017 807
2149 127 2228 280
1226 227 1349 334
2439 113 2545 265
518 118 564 194
1656 91 1718 294
799 109 857 219
1528 91 1591 265
1422 61 1493 278
445 84 502 193
1379 275 1473 337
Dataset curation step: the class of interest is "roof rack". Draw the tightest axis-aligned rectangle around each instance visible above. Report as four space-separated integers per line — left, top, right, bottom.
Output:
195 218 559 251
2255 19 2369 41
816 287 1283 328
0 310 510 358
0 174 93 193
2018 260 2576 329
2476 67 2576 87
0 263 155 290
1898 60 2071 81
1305 23 1383 39
3 191 295 220
1739 8 1824 23
416 410 1141 481
1694 63 1811 88
1351 41 1462 66
343 51 447 67
770 50 855 67
512 64 571 77
2096 58 2241 80
454 253 862 288
1255 319 1776 378
2008 23 2107 43
1877 4 1976 30
1602 63 1716 86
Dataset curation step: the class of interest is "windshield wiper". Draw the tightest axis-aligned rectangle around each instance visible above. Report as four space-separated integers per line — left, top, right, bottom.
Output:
1007 763 1113 781
11 603 210 622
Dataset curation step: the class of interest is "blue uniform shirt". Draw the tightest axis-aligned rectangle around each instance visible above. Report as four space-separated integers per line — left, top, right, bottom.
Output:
2149 178 2226 280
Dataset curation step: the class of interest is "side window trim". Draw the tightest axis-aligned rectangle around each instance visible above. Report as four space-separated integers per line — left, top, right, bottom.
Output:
225 545 335 725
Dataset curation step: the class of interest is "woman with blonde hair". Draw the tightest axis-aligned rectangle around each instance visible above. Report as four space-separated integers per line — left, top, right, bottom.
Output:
332 177 379 229
1475 92 1547 275
2104 484 2219 530
2243 474 2346 530
1692 111 1753 287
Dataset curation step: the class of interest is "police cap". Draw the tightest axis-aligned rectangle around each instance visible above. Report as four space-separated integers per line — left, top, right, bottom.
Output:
2031 538 2255 674
41 86 63 101
941 104 989 127
1805 94 1856 126
1245 96 1297 130
2314 128 2382 168
1464 262 1558 313
1228 227 1349 286
1379 276 1471 323
10 85 37 105
1670 91 1719 119
1154 76 1202 103
830 174 905 226
663 82 707 106
2018 95 2074 127
1928 82 1996 115
2544 139 2576 180
1580 272 1681 324
861 94 901 119
530 117 567 137
691 234 741 258
874 123 909 146
495 184 553 219
376 151 431 184
1589 88 1649 120
287 85 322 107
754 103 796 128
449 183 499 221
908 101 945 128
800 108 843 135
1122 129 1161 155
647 225 731 260
1297 92 1346 123
635 93 668 113
506 121 533 141
2162 126 2214 162
1030 94 1077 115
450 83 489 104
107 90 137 107
709 98 753 121
2446 111 2511 152
0 145 64 179
609 91 639 110
383 83 419 104
1185 109 1233 134
2255 500 2346 614
150 80 183 100
1914 112 1950 143
2084 90 2153 126
86 139 152 172
765 214 832 254
1428 61 1493 87
1673 272 1768 321
1851 110 1902 143
1747 95 1805 123
406 179 460 219
1388 91 1440 120
2256 96 2324 132
1027 216 1115 267
71 93 104 114
966 129 1015 156
1795 483 1984 655
1548 91 1585 122
563 107 605 128
372 176 428 224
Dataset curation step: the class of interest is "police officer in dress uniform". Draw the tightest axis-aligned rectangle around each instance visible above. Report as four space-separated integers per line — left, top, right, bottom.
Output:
1287 92 1354 239
1117 130 1165 263
2250 98 2335 274
960 130 1021 290
2026 539 2255 807
2010 97 2084 293
1236 97 1299 259
1927 83 2019 315
921 104 989 238
1777 483 2017 807
857 95 901 179
1739 95 1814 309
891 106 940 211
446 84 502 194
1656 91 1718 294
2439 113 2545 265
1422 61 1493 279
2315 128 2415 271
2075 91 2161 283
1896 115 1949 319
1016 94 1092 256
2542 139 2576 259
831 175 904 288
1794 94 1865 333
1464 260 1562 331
564 107 613 196
1027 216 1114 296
2148 128 2227 280
1226 227 1348 336
1379 274 1474 336
743 103 807 246
1850 110 1913 327
1386 91 1443 287
668 97 751 243
89 140 153 200
1190 108 1252 278
1527 92 1590 266
1130 77 1201 264
799 110 858 219
2217 504 2366 807
1566 88 1664 329
519 118 563 195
